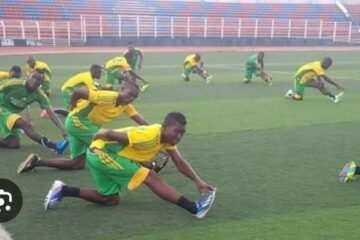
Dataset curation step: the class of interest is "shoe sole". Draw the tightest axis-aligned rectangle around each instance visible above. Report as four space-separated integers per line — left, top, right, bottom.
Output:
338 161 354 183
17 153 37 174
196 191 216 219
44 180 65 210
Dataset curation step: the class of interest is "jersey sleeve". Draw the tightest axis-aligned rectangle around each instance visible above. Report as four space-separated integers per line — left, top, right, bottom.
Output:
88 90 118 105
36 90 51 109
124 104 138 117
126 127 154 148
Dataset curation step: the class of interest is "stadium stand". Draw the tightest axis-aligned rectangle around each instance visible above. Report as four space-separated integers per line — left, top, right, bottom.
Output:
0 0 346 22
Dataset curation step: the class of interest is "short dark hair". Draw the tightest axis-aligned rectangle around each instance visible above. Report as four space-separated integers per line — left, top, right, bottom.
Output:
10 65 21 74
90 64 102 71
163 112 187 127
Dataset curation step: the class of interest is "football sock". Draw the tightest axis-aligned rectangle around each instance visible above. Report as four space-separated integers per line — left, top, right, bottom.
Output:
176 196 197 214
62 186 80 197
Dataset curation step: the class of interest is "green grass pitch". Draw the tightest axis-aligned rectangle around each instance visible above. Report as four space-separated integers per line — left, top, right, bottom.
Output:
1 50 360 240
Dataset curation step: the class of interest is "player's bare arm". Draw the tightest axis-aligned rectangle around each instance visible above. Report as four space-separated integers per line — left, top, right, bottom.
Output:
166 149 216 193
130 114 149 125
44 106 67 138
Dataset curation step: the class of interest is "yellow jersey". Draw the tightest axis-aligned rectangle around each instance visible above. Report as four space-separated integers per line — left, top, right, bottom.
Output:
26 60 52 81
295 61 325 84
61 71 99 91
69 90 138 126
184 54 199 69
105 56 131 71
0 71 10 81
90 124 176 162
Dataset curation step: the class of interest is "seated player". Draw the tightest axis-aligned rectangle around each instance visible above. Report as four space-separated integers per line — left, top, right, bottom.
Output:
0 70 67 152
182 53 212 83
243 52 272 85
285 57 344 103
43 112 216 219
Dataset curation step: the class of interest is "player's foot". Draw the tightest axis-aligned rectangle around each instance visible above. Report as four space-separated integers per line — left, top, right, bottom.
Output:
17 153 39 174
285 89 294 98
44 180 65 210
153 152 169 173
266 77 273 86
334 92 344 103
339 161 356 183
195 190 216 219
40 110 49 118
140 84 150 92
243 79 250 84
54 139 69 155
205 75 212 84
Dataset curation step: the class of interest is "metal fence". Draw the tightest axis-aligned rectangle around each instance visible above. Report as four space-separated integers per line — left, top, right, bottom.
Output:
1 15 360 46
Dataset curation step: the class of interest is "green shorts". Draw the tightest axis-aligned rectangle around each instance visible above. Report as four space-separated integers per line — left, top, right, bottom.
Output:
105 67 121 89
183 65 196 77
244 64 259 81
129 61 136 71
0 106 21 138
65 115 99 159
61 88 72 109
41 81 51 95
87 149 150 196
294 76 306 98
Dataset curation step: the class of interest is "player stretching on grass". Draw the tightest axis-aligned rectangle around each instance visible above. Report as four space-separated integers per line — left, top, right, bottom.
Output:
243 52 272 85
43 112 216 219
338 161 360 182
17 80 149 172
0 66 22 81
0 70 67 152
122 42 143 72
45 64 103 118
182 53 212 83
104 56 149 92
285 57 344 103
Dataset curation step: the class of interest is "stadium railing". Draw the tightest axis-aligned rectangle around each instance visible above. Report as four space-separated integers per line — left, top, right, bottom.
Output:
1 15 359 46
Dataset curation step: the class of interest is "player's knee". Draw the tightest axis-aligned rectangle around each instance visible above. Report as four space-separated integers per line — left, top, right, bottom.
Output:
71 157 86 170
144 170 161 188
102 195 119 206
5 137 20 149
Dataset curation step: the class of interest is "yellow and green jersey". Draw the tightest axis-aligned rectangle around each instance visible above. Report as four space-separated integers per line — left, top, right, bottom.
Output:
26 60 52 82
105 56 131 72
184 54 200 69
0 71 10 81
69 90 137 126
0 80 50 113
62 71 99 92
90 124 176 162
295 61 325 84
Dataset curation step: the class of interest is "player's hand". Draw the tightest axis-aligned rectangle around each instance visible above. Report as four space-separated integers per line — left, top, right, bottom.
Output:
137 64 142 70
195 179 216 194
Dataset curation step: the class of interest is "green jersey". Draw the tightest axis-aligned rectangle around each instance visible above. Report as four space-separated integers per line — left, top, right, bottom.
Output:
0 79 50 113
123 48 142 65
246 54 258 66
